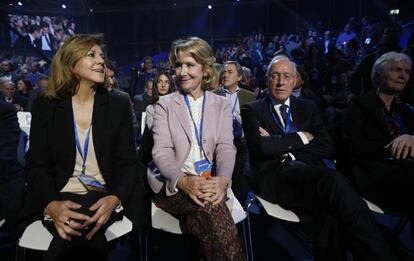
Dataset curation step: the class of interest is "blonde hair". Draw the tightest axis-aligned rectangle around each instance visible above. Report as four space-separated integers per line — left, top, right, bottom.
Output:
45 34 104 99
169 36 218 90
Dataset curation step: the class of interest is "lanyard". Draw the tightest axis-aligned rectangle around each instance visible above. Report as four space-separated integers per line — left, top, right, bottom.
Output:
72 111 91 175
183 93 206 151
268 99 292 134
220 88 239 114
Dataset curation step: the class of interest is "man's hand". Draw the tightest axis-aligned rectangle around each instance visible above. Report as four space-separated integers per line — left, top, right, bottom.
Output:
259 127 270 137
45 200 90 241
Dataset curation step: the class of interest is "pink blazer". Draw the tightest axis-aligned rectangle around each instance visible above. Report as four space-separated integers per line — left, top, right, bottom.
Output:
149 91 236 196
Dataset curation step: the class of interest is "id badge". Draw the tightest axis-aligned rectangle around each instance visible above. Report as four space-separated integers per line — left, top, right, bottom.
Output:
78 174 107 192
194 159 212 177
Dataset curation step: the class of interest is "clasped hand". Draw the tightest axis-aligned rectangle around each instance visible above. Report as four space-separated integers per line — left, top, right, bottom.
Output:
45 195 120 240
385 134 414 160
177 175 229 207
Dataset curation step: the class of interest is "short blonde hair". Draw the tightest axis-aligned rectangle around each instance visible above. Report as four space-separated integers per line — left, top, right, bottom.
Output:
45 34 104 99
169 36 218 90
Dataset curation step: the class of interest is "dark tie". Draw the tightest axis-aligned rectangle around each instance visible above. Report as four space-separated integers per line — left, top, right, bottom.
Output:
279 104 289 126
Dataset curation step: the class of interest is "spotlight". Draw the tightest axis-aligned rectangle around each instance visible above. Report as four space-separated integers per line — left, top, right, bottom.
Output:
236 0 240 2
17 1 23 6
89 8 93 13
62 4 66 9
208 4 212 9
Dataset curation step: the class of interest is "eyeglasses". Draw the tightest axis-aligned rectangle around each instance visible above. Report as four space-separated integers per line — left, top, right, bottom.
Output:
269 72 296 82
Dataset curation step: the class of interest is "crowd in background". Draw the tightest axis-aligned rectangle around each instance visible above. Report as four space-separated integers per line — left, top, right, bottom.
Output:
1 15 414 136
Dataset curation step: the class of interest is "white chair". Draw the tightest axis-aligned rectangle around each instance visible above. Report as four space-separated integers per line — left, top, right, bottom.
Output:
17 112 31 136
254 195 389 221
151 188 247 234
255 195 300 222
150 188 248 260
141 112 147 136
16 216 133 259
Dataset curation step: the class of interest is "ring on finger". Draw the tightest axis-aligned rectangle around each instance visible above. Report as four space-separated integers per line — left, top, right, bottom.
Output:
64 219 71 226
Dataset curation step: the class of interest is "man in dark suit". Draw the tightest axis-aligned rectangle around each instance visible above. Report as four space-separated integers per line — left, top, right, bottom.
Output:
0 101 24 230
348 22 402 95
0 78 28 111
213 61 256 201
241 56 398 261
13 25 42 57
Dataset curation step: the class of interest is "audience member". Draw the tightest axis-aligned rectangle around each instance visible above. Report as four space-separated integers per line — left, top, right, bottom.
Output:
343 52 414 237
145 71 175 130
241 55 398 261
0 101 25 231
213 61 256 201
348 22 402 95
149 36 245 261
133 79 153 138
15 35 147 261
105 59 139 136
0 79 28 111
133 56 156 96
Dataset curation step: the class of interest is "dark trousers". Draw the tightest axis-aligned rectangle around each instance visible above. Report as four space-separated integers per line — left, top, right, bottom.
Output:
231 141 250 202
0 159 24 230
355 160 414 237
153 188 245 261
273 164 398 261
43 191 121 261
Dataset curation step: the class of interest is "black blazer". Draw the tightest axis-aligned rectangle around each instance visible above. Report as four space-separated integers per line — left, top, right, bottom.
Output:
0 101 20 161
241 96 333 201
343 91 414 161
16 88 148 236
342 91 414 191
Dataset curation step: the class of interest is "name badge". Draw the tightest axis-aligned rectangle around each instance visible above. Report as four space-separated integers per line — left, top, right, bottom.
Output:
194 159 212 177
78 174 107 192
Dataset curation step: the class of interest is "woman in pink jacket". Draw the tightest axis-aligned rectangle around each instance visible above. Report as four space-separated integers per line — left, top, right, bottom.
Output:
148 36 245 261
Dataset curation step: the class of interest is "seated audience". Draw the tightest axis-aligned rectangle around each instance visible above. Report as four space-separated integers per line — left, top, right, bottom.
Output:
145 71 175 130
241 55 398 261
105 59 139 136
0 78 28 111
214 61 256 201
133 79 153 137
343 51 414 236
15 34 147 261
0 101 25 231
149 36 245 261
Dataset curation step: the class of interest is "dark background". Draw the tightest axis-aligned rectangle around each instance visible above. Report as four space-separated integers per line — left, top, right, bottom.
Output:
1 0 412 65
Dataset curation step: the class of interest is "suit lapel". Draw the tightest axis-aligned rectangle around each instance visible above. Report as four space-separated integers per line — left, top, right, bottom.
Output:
369 93 391 136
289 97 302 130
202 92 214 155
262 96 283 134
91 89 107 164
173 92 192 141
55 98 75 176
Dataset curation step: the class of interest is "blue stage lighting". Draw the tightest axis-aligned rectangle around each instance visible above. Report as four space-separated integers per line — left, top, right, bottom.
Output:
62 4 66 9
17 1 22 6
208 4 212 9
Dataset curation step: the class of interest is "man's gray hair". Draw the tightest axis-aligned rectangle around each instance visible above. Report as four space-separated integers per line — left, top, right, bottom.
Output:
222 60 243 77
371 51 412 87
266 55 296 77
